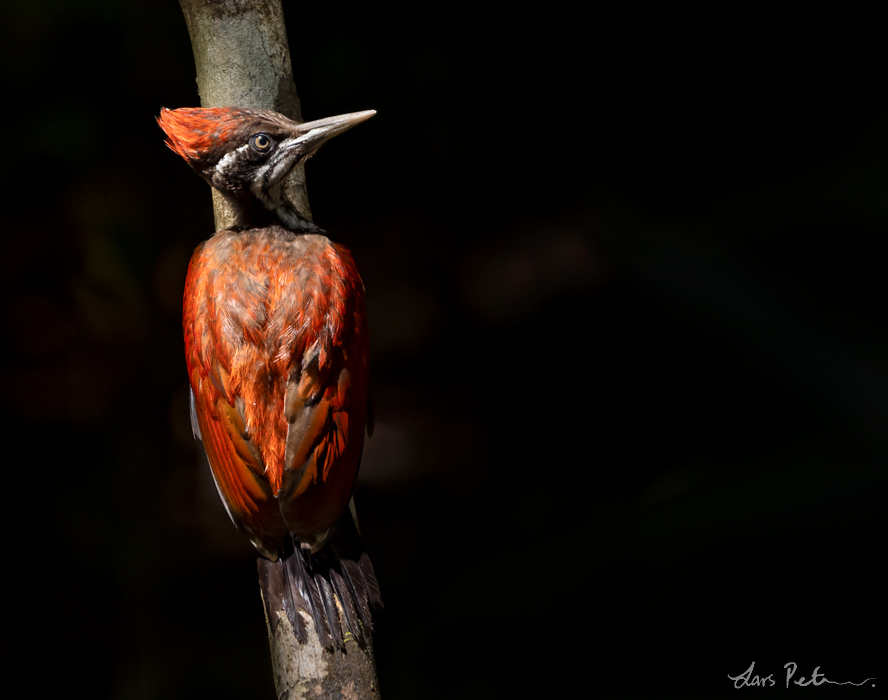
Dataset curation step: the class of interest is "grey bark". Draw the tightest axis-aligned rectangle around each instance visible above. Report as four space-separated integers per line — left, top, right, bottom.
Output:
176 2 381 697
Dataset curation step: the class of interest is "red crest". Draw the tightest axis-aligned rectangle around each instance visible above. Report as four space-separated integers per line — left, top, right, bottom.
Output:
157 107 248 164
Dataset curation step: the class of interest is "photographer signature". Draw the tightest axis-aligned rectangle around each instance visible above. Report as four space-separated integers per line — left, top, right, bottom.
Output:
728 661 875 689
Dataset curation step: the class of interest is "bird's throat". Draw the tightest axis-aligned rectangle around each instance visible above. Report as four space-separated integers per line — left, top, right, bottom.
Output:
274 202 323 233
256 180 322 233
215 185 320 233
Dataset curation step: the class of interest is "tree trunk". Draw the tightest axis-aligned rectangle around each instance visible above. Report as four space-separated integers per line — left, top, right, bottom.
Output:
176 2 381 697
179 0 312 232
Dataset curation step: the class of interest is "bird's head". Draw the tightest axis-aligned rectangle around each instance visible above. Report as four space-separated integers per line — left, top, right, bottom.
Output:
157 106 375 231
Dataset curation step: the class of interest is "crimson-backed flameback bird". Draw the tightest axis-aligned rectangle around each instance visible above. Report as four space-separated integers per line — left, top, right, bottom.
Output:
157 106 381 649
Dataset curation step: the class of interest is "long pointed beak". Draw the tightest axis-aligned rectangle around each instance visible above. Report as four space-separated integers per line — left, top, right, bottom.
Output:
291 110 376 152
259 110 376 190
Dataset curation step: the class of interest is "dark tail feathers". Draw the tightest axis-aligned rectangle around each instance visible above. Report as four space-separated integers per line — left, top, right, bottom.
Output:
257 511 382 650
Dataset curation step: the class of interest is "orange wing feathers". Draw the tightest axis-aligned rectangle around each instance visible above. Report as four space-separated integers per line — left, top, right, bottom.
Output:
184 226 368 557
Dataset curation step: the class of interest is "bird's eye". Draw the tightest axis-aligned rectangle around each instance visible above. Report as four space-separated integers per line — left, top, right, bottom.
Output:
249 133 273 152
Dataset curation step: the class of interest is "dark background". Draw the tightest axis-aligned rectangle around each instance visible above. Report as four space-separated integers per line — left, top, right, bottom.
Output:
2 3 885 698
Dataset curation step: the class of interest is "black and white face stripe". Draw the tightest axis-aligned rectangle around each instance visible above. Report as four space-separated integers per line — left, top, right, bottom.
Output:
249 137 312 193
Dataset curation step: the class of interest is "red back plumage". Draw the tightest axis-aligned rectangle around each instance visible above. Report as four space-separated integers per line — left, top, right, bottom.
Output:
183 228 369 550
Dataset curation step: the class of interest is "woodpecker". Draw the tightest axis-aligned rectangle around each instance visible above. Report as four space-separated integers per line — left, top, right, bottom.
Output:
158 106 380 649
